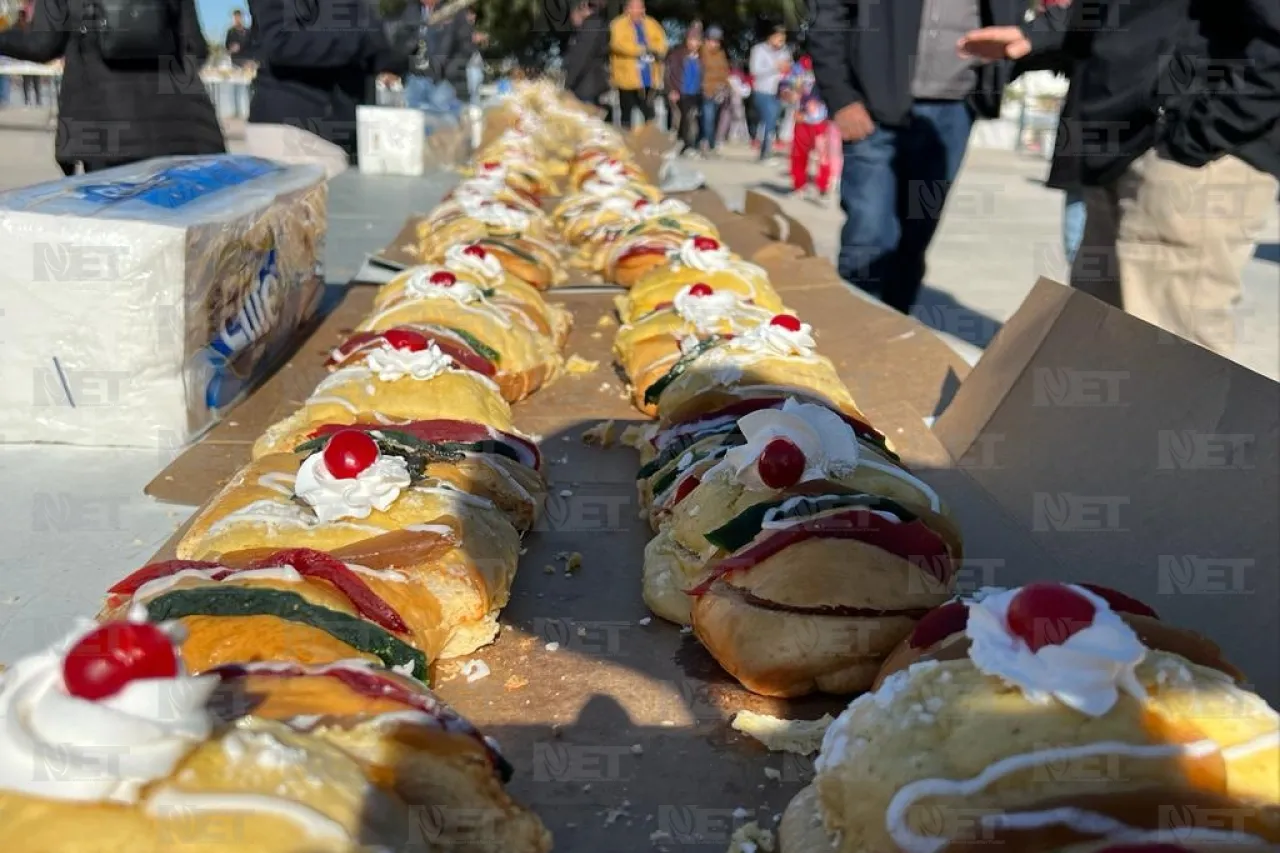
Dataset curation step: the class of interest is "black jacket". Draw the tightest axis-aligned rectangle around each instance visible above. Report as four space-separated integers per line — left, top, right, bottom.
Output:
248 0 400 160
1058 0 1280 184
564 11 610 105
403 2 472 90
0 0 225 169
810 0 1023 128
1011 4 1080 192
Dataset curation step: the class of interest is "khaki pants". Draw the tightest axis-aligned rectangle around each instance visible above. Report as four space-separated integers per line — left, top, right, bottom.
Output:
243 124 351 180
1070 149 1278 356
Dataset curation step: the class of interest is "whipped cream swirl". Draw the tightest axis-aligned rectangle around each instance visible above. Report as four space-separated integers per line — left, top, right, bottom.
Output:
672 286 749 332
294 449 412 523
444 244 504 283
466 201 529 231
364 343 455 382
966 585 1148 717
639 199 691 219
403 266 486 303
709 400 860 490
676 238 732 271
0 618 218 803
735 320 817 356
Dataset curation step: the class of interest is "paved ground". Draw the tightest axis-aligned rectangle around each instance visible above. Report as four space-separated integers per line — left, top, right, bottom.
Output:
2 106 1276 377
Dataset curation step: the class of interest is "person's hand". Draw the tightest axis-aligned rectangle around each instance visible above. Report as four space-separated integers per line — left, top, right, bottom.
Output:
378 73 400 87
834 102 875 142
957 26 1031 62
669 90 679 102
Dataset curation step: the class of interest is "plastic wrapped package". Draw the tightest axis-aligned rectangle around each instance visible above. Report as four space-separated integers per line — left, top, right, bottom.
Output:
0 155 327 449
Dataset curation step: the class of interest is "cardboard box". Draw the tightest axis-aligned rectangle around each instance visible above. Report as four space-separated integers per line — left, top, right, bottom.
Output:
140 134 1279 850
0 155 327 449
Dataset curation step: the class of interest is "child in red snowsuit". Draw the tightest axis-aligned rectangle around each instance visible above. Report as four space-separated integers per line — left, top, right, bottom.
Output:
789 58 833 198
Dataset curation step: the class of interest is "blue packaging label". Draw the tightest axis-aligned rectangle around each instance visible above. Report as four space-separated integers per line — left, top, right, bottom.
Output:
201 238 317 411
76 158 281 209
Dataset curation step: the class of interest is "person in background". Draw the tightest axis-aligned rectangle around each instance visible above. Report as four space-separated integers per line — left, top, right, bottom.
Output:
225 8 252 65
464 9 486 104
811 0 1021 314
749 25 790 161
0 0 225 174
789 56 833 202
699 25 729 155
563 0 610 111
726 63 752 143
959 0 1280 358
14 8 40 107
247 0 402 175
402 0 473 124
609 0 666 129
664 22 702 154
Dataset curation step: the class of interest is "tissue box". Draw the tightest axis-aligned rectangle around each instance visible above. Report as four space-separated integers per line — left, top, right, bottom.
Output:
0 155 327 449
357 106 426 176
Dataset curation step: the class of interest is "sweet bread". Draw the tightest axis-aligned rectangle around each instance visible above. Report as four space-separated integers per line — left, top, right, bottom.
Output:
420 235 568 291
0 616 423 852
209 659 553 852
443 175 545 216
553 187 664 241
356 277 563 402
327 325 543 405
373 250 573 348
607 227 737 291
615 236 779 316
253 341 515 457
643 401 957 661
462 157 558 201
176 437 521 659
636 396 900 518
642 321 864 427
614 285 781 415
418 198 558 249
779 583 1280 852
567 155 649 194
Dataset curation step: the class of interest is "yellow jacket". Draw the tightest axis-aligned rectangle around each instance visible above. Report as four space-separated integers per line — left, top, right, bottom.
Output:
609 15 667 91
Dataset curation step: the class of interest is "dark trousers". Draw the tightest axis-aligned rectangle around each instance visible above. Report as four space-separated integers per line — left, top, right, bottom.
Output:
753 92 780 159
676 92 702 151
837 100 973 313
617 87 655 128
22 76 41 106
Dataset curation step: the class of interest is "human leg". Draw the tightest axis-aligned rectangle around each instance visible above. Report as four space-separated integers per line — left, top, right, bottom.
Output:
1062 188 1087 268
889 100 973 313
837 127 900 299
1113 149 1279 355
791 122 816 191
755 93 779 160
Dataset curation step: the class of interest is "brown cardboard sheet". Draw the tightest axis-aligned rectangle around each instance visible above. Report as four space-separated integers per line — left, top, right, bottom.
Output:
934 278 1280 702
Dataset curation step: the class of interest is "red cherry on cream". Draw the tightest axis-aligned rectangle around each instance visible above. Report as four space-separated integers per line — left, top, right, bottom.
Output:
1007 583 1097 652
323 430 380 480
757 438 806 489
633 199 649 210
63 622 179 701
482 161 499 170
770 314 803 332
382 328 429 351
428 271 457 287
462 245 487 258
688 283 714 297
692 236 720 252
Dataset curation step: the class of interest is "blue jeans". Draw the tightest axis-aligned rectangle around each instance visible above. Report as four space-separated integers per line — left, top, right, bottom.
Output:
1062 189 1086 268
753 92 780 159
466 63 483 105
700 98 721 149
837 100 973 313
404 76 461 130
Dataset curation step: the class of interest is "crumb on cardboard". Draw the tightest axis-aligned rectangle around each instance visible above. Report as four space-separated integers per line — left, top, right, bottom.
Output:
504 674 528 691
543 564 557 574
619 423 649 450
726 821 775 853
596 314 617 327
581 419 617 447
730 711 834 755
590 331 604 339
565 354 600 375
460 659 490 683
